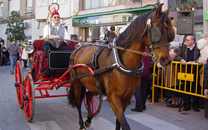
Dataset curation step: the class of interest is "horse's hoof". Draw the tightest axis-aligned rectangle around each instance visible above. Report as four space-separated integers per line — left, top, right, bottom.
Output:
85 120 91 128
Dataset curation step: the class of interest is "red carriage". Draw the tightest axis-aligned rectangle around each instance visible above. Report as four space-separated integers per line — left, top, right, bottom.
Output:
14 40 103 122
14 4 174 129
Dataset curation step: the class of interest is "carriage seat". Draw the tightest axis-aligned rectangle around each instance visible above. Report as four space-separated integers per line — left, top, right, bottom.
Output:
31 49 72 81
48 50 71 70
32 40 73 70
33 40 44 51
32 39 76 51
31 40 73 80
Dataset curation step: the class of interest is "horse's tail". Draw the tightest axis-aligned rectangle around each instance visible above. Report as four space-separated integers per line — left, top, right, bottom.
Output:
68 83 86 107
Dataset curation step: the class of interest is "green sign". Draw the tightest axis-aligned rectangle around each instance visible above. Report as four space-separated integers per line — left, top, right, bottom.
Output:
205 10 208 21
72 7 155 27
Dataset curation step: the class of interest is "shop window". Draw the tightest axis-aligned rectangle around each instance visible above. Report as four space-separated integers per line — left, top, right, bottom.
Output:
0 3 3 18
83 0 127 10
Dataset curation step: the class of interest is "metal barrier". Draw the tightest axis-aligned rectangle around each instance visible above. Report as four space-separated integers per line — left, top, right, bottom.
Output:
152 61 208 104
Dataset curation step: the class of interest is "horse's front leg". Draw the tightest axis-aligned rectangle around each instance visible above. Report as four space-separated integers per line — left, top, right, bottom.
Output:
110 97 130 130
116 118 121 130
74 82 86 130
85 91 94 128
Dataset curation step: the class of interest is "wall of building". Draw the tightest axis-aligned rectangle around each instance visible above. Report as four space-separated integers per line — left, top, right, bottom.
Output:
71 0 157 41
0 23 7 45
1 0 207 44
0 0 36 47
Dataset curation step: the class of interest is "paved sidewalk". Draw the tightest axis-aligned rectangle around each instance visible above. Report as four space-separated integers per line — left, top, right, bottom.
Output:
131 96 208 129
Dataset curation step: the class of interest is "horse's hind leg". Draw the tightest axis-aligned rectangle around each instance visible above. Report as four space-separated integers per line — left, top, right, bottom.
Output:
84 91 94 128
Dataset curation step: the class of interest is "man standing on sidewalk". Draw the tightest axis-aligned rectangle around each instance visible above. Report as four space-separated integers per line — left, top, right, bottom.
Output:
3 40 21 74
175 35 200 112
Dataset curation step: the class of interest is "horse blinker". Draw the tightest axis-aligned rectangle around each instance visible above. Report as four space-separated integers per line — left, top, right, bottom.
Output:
151 27 161 43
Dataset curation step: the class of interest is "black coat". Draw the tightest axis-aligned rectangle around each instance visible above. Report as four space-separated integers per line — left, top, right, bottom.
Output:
175 44 200 62
103 31 116 41
204 59 208 89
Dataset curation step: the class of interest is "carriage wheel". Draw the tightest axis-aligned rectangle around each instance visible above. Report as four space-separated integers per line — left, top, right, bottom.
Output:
15 61 24 109
23 74 35 122
84 91 103 116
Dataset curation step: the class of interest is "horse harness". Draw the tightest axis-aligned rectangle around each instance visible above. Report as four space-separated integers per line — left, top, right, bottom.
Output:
61 12 170 94
67 39 144 95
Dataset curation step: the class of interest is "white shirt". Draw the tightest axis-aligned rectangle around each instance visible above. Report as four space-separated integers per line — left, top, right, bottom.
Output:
187 44 195 51
21 48 28 60
43 23 70 40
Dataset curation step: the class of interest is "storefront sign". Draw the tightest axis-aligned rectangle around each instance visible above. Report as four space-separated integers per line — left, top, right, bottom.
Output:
205 10 208 21
72 7 154 27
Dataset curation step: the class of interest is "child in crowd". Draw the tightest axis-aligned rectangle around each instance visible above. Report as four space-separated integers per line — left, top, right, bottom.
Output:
164 46 180 108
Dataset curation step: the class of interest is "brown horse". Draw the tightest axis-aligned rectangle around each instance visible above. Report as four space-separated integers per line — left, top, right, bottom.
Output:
68 4 175 130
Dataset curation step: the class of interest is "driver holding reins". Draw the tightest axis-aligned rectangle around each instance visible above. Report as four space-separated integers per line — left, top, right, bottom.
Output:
42 9 70 58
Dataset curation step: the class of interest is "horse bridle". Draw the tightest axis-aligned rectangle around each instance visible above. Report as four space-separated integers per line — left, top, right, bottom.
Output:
146 12 170 61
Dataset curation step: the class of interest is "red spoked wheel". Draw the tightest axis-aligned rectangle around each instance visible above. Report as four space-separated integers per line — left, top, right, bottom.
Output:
84 91 103 116
23 74 35 122
14 61 24 109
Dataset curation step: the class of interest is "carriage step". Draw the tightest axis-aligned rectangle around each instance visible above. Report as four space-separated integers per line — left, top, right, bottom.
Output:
14 82 19 87
23 95 28 101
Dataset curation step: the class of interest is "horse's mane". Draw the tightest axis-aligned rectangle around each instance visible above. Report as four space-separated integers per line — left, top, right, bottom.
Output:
116 10 174 49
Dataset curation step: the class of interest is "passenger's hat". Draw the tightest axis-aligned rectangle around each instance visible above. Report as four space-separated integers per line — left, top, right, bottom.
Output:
51 9 59 17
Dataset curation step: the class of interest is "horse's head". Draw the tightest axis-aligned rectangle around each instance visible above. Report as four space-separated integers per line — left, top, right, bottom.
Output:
144 4 175 67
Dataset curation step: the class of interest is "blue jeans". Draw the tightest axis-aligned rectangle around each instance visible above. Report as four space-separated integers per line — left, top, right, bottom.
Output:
10 56 17 72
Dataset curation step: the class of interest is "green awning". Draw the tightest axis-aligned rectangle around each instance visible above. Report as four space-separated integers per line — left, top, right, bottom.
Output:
71 6 155 19
72 6 155 27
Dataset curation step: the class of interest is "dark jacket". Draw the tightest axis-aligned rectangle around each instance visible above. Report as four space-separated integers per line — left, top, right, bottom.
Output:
175 44 200 62
103 31 116 41
204 59 208 89
140 47 151 77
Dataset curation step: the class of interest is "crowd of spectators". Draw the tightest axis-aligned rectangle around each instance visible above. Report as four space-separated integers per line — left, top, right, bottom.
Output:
131 16 208 114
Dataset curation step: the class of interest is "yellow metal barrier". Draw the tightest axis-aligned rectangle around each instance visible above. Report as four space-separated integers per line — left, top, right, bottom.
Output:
152 61 208 104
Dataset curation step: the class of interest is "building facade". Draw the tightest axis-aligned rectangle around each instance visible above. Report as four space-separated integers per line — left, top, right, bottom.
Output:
0 0 36 47
0 0 208 46
71 0 158 41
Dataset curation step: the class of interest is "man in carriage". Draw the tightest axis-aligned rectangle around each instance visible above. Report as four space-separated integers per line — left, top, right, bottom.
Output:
42 9 70 58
